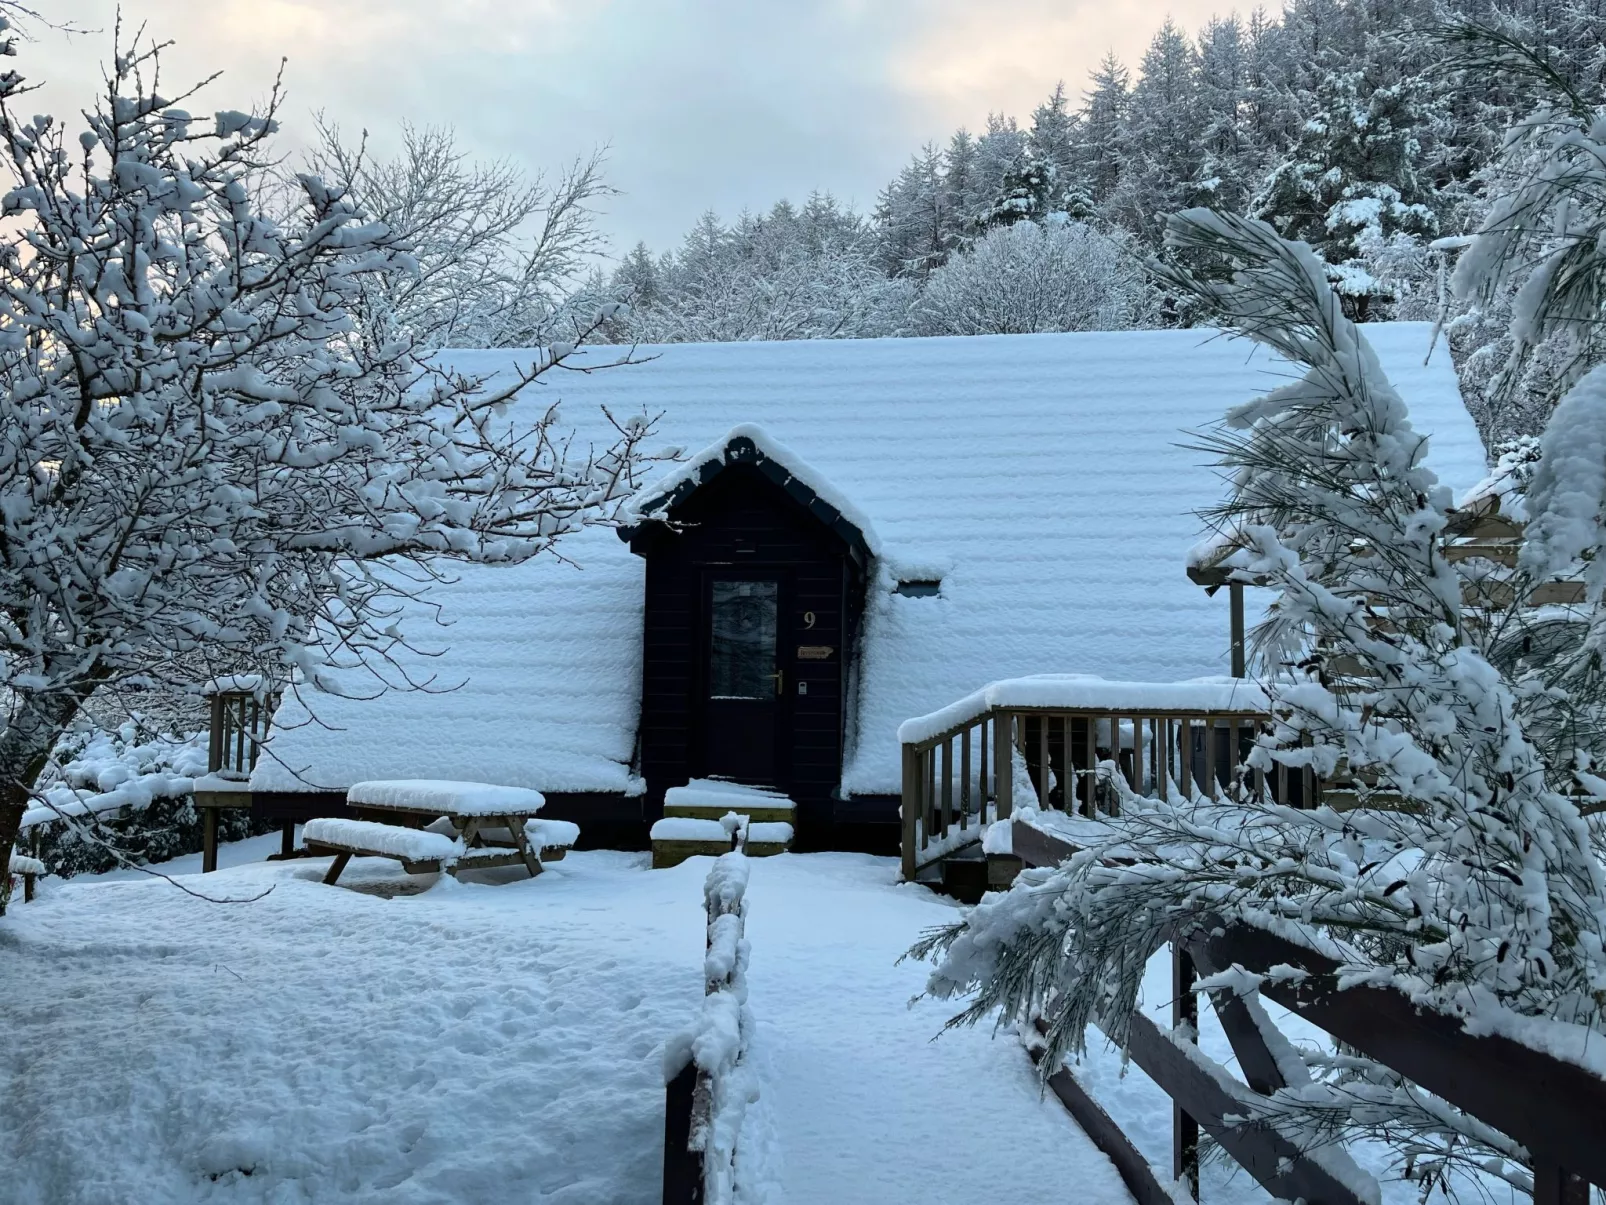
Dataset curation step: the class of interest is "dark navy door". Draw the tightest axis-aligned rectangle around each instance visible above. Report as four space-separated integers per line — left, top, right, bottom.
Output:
703 577 781 784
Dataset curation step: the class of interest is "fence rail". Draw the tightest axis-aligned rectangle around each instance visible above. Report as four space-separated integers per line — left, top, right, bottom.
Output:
663 849 753 1205
1011 817 1606 1205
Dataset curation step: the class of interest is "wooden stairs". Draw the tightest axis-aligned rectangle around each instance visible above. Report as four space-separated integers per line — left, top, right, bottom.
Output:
650 779 796 869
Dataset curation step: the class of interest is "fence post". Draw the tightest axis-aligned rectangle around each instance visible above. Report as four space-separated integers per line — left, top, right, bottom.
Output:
662 1059 702 1205
1230 581 1246 678
1172 941 1200 1196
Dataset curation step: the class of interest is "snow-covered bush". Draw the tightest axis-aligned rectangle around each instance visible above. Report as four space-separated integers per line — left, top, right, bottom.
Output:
913 219 1161 336
1444 51 1606 440
0 22 650 880
16 722 267 880
915 210 1606 1194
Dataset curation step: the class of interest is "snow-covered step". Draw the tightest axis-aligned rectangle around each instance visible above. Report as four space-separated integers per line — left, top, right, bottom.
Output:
649 813 794 869
661 778 795 824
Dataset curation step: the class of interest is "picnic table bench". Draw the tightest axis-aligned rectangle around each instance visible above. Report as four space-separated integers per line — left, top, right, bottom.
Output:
304 780 578 887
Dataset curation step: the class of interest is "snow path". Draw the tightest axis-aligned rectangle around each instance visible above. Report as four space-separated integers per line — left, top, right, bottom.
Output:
4 847 1137 1204
740 853 1133 1204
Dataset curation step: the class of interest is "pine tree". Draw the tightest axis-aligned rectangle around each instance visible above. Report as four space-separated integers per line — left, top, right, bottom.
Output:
1251 71 1438 319
1110 20 1205 241
1194 15 1258 213
1076 53 1131 206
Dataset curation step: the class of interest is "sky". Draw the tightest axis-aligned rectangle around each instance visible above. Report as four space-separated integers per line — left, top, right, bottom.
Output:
25 0 1231 256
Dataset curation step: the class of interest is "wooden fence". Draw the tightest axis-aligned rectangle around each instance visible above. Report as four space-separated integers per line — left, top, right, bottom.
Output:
901 700 1281 882
1012 819 1606 1205
663 847 751 1205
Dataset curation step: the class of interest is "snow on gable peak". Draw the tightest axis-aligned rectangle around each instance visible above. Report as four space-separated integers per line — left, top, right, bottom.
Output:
622 423 880 564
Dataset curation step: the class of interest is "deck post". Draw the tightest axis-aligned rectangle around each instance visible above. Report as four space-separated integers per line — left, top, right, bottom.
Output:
201 805 219 874
960 729 972 830
1037 716 1050 808
993 711 1013 821
1230 582 1246 678
207 694 224 774
1533 1163 1589 1205
901 743 921 881
940 739 953 837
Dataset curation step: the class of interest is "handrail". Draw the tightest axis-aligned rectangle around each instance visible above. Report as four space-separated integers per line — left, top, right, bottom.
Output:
900 681 1274 882
1010 817 1606 1203
204 683 279 781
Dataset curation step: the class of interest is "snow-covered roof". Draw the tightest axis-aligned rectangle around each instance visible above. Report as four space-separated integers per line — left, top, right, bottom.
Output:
253 324 1486 799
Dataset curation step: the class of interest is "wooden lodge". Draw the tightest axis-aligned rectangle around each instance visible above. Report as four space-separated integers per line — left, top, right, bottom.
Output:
226 326 1486 855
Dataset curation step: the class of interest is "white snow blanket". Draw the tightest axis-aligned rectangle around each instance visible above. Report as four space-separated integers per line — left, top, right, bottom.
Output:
745 822 793 845
524 818 581 849
652 817 733 842
347 779 547 816
303 818 464 862
648 818 794 846
3 841 1468 1205
9 854 46 877
254 325 1486 799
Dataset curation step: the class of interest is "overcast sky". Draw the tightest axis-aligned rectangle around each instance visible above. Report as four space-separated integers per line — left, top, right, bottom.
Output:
27 0 1227 255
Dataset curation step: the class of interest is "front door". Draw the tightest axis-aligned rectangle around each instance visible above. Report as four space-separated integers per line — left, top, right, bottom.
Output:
704 577 782 784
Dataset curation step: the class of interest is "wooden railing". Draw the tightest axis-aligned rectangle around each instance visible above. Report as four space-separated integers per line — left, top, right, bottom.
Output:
1012 819 1606 1205
900 687 1277 881
205 681 278 780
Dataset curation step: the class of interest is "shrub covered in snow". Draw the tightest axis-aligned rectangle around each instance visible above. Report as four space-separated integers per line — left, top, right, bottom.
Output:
914 219 1161 336
19 723 267 880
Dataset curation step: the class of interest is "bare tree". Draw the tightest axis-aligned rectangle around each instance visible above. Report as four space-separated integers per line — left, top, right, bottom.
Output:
0 20 649 881
304 119 616 349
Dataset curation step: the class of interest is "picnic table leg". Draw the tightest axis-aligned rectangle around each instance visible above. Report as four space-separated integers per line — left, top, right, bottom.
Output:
322 851 352 886
506 814 543 878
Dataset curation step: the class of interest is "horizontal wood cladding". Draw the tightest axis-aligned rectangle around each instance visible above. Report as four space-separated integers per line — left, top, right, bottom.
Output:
633 464 865 833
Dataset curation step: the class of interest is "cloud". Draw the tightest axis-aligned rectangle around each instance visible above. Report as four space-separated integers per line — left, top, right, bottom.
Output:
24 0 1226 253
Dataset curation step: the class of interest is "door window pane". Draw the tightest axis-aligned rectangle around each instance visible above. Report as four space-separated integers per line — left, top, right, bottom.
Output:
710 580 778 699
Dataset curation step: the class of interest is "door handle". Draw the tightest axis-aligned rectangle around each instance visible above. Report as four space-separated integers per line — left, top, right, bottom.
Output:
770 670 783 697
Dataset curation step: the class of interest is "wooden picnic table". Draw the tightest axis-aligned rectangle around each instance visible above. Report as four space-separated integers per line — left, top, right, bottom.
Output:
305 780 571 886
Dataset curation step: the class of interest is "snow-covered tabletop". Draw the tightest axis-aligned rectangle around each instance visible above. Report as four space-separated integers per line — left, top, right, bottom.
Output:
347 779 547 817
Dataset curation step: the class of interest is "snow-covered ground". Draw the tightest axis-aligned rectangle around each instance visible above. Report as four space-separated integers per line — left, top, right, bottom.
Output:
3 841 1475 1205
2 849 703 1204
2 844 1132 1204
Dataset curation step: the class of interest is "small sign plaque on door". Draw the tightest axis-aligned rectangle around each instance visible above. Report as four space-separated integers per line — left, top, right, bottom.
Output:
797 645 834 660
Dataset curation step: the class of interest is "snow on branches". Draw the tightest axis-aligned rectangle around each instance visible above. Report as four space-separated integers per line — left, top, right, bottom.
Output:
0 23 650 872
916 210 1606 1194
